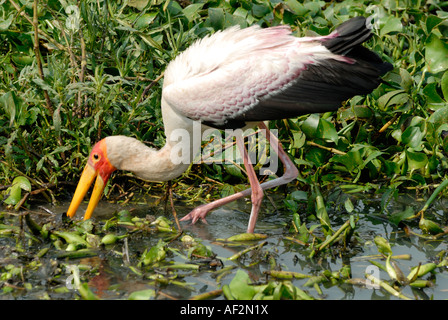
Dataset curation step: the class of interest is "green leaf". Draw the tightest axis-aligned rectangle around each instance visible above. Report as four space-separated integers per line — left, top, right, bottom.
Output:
233 7 248 19
340 105 373 119
127 0 150 11
12 176 31 192
428 106 448 131
305 147 326 166
207 8 224 30
3 184 22 206
377 90 408 110
406 150 428 171
385 254 398 281
399 68 413 91
425 34 448 73
251 3 271 18
344 198 354 213
301 114 320 138
53 231 90 249
380 16 403 36
224 164 244 179
3 176 32 206
0 14 14 31
224 233 267 241
407 263 437 281
78 283 99 300
401 126 424 149
314 187 332 235
304 2 322 17
128 289 156 300
53 104 62 137
291 130 306 149
317 118 338 143
227 270 256 300
284 0 309 16
423 82 444 103
389 207 415 226
290 190 308 201
330 147 363 171
141 240 166 266
441 71 448 101
11 54 33 67
419 216 444 234
183 3 205 23
426 15 443 34
134 13 158 29
0 91 18 127
374 236 393 256
0 91 38 127
383 160 400 176
292 213 301 229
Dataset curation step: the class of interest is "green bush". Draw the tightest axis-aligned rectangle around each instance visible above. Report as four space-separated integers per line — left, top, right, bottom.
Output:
1 0 447 204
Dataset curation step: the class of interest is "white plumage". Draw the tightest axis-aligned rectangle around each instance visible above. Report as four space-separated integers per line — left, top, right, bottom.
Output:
163 25 343 127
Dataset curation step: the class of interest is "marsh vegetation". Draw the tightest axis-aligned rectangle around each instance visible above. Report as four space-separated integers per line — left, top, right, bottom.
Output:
1 0 448 300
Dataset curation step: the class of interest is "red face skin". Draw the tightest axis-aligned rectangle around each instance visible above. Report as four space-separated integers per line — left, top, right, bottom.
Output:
88 139 117 184
66 139 117 220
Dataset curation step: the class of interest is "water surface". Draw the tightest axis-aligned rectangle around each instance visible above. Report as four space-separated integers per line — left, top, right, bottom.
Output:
1 192 447 300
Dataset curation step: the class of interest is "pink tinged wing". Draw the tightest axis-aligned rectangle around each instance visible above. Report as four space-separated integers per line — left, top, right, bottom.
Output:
163 26 315 127
162 18 392 129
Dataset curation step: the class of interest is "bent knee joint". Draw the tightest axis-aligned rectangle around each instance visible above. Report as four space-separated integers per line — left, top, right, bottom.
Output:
282 165 299 182
251 185 263 204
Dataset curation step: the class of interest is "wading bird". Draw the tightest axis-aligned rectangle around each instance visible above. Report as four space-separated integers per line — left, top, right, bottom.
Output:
66 17 392 233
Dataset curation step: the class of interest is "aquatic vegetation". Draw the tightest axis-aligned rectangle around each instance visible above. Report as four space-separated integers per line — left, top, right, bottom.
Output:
0 0 448 301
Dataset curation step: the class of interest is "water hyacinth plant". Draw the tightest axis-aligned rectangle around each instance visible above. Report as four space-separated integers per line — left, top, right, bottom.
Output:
0 0 448 301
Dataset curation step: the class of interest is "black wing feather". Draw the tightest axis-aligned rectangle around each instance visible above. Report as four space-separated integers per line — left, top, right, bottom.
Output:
205 17 392 130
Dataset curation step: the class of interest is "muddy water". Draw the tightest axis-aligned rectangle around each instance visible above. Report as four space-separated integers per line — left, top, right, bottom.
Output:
178 199 448 300
1 192 448 300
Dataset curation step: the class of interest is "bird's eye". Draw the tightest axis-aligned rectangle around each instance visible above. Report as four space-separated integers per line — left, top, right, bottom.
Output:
93 154 100 161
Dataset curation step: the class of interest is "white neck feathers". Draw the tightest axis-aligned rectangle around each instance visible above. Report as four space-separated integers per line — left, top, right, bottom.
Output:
104 135 190 182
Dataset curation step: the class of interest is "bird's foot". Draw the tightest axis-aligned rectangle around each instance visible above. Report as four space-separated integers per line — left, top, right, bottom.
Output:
179 204 210 225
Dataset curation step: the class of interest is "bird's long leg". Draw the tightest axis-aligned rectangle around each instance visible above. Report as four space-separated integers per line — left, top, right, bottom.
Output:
258 121 299 186
235 131 264 233
180 122 299 231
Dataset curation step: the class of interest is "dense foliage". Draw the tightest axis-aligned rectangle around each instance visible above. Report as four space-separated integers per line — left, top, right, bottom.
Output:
1 0 448 302
1 0 448 206
1 0 447 210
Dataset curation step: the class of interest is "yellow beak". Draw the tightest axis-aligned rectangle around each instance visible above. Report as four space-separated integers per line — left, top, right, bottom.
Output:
66 163 105 220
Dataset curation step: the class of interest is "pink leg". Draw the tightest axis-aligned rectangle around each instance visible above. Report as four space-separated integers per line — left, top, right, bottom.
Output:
235 132 263 233
180 122 299 232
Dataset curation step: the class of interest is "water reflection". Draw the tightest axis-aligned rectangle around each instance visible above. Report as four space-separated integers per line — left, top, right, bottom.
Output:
1 192 447 300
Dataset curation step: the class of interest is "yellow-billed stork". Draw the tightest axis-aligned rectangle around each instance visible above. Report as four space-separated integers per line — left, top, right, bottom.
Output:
66 17 392 233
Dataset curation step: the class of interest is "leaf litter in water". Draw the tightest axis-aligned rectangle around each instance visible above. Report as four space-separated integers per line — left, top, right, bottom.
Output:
2 0 448 302
2 188 448 301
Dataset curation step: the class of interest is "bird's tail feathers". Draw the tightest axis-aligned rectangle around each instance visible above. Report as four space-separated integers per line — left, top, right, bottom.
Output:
323 16 392 76
323 16 372 55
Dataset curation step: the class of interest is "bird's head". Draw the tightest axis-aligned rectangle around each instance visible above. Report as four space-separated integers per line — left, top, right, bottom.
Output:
66 139 117 220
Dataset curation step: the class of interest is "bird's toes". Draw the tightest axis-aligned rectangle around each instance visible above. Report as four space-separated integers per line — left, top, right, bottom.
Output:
179 214 189 221
180 207 209 225
179 213 192 222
